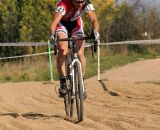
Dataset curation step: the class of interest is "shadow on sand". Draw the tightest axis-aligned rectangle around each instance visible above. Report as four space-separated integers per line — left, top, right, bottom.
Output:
0 112 63 120
98 79 119 96
0 112 81 124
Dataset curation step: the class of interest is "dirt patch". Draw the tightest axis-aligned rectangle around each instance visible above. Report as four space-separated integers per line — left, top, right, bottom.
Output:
0 58 160 130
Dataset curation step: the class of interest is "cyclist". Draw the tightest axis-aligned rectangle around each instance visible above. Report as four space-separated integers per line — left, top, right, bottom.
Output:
50 0 100 98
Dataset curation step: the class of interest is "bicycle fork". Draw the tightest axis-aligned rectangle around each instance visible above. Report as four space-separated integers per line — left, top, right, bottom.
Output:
69 59 84 98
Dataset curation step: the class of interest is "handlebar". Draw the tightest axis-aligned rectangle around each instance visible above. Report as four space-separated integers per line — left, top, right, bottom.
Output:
55 36 94 42
51 32 98 55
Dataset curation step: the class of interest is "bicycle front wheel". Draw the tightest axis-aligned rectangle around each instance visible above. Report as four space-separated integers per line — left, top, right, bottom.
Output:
64 91 73 119
74 62 84 122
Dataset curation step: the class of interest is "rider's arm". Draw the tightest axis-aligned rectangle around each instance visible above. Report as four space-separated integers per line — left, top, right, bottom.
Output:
50 2 67 34
50 12 63 34
87 11 99 33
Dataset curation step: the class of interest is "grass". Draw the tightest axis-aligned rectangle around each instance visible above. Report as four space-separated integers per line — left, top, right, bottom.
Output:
0 46 160 82
85 46 160 79
86 54 138 78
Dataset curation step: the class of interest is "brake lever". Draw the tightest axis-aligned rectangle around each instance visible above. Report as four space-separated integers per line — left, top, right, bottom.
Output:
90 30 97 53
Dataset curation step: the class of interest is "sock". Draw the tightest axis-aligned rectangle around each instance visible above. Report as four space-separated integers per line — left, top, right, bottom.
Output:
82 76 85 81
60 76 66 84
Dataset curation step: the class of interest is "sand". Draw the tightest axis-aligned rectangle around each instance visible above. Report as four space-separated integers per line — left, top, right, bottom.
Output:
0 58 160 130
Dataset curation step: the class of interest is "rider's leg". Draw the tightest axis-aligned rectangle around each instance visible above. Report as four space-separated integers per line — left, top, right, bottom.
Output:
57 32 68 96
55 20 78 97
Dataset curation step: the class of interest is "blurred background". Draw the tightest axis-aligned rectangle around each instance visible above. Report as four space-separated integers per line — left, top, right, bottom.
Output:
0 0 160 82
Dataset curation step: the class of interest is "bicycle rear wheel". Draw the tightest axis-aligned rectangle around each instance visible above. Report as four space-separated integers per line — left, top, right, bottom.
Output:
74 62 84 121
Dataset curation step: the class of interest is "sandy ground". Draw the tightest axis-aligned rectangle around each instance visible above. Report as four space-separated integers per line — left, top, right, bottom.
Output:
0 58 160 130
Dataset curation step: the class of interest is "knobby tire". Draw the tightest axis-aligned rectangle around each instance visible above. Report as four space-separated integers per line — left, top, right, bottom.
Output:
74 63 84 121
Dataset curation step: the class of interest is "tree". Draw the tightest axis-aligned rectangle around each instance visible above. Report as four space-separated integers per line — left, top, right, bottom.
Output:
18 0 56 54
145 7 160 39
83 0 115 42
0 0 21 57
108 3 142 42
0 0 19 42
0 0 56 56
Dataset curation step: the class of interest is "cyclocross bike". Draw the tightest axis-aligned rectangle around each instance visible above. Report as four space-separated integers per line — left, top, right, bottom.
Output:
53 31 97 122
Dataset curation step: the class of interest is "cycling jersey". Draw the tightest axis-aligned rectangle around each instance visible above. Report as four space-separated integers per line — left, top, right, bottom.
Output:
55 0 95 36
55 0 95 21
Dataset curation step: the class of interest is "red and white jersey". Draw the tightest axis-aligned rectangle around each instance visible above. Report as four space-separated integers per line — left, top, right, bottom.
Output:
55 0 95 21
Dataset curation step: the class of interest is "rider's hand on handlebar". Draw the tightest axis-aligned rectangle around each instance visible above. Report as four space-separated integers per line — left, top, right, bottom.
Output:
93 30 100 43
91 30 100 52
50 33 55 45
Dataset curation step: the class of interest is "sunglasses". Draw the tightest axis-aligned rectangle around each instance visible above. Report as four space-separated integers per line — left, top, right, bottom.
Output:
75 1 85 3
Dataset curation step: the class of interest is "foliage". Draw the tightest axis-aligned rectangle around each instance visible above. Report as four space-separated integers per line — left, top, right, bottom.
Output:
83 0 115 42
0 0 19 42
0 0 55 56
108 3 143 42
0 0 160 57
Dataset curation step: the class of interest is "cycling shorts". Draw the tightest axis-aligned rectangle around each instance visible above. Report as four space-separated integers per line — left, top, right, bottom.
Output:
56 17 84 37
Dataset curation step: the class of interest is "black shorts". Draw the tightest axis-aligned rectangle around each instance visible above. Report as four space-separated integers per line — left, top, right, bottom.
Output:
56 17 84 36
